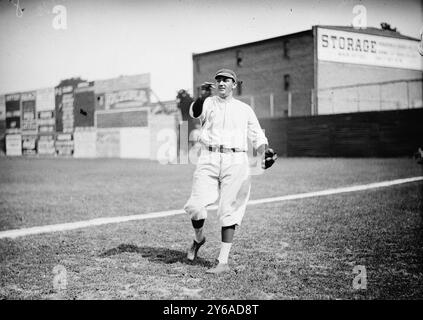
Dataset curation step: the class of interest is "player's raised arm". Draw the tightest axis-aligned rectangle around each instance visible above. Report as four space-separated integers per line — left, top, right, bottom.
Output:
189 82 214 119
189 98 206 119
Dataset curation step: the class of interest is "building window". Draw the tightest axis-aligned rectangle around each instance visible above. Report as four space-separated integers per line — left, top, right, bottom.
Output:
237 81 242 96
283 40 289 59
236 50 243 67
195 58 200 73
96 95 104 107
284 74 290 91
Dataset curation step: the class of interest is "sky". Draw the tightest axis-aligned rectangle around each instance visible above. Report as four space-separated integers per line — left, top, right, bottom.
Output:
0 0 422 101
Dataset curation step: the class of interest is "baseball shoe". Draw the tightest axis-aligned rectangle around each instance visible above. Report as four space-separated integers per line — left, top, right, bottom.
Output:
206 263 230 274
187 237 206 261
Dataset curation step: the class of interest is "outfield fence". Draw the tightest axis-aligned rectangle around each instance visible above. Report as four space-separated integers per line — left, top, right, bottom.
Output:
260 108 423 157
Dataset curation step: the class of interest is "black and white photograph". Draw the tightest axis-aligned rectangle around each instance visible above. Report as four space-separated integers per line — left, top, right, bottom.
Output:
0 0 422 307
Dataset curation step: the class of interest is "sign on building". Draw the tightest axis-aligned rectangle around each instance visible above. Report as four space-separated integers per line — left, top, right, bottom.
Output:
5 93 21 134
94 74 151 94
36 88 55 112
317 27 423 71
93 74 151 110
55 79 86 133
38 110 55 133
104 89 149 109
21 91 37 134
0 95 5 121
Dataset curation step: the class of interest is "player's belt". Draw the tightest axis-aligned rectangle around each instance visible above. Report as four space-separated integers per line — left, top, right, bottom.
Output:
206 145 246 153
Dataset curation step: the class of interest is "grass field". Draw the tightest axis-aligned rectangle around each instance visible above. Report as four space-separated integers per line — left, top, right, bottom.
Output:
0 157 422 299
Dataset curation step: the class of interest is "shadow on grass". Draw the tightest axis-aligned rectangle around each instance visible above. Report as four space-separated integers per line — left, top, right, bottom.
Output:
99 244 214 268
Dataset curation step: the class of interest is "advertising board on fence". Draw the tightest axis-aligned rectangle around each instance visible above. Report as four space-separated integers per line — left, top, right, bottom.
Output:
95 108 149 128
73 127 96 158
96 129 120 158
149 114 177 163
22 135 37 155
55 133 74 156
37 135 55 155
6 134 22 156
120 127 150 159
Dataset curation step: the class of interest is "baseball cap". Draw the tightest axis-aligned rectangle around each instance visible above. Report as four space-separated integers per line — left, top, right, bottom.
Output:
214 69 237 83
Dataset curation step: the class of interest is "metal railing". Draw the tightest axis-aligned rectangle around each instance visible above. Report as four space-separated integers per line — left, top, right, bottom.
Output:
317 79 422 115
237 90 311 118
234 79 422 118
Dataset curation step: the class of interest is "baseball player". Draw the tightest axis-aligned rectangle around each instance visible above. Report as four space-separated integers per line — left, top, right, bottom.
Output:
184 68 277 274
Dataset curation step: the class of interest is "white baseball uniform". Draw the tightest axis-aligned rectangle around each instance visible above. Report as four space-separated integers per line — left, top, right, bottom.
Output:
184 95 268 227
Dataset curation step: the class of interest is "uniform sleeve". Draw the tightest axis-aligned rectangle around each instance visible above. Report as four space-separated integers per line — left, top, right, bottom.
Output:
247 106 268 149
189 97 210 121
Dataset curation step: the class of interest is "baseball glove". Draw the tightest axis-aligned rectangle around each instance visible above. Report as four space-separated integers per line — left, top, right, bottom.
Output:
414 147 423 165
262 148 277 169
201 81 215 89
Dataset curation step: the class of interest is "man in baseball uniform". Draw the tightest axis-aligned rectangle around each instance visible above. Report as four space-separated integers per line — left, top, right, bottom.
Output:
184 68 277 274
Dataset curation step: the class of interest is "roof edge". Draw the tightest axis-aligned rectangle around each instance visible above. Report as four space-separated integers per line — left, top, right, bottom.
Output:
192 29 313 57
193 25 420 57
315 25 420 41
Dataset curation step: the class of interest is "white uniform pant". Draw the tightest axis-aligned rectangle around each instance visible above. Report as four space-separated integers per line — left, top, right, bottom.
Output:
184 148 251 227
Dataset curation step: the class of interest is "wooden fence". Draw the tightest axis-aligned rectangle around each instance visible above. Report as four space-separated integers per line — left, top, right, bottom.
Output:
260 108 423 157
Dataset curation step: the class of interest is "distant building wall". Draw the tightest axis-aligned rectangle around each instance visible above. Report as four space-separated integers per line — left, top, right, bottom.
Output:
193 26 423 118
193 31 315 118
74 82 95 128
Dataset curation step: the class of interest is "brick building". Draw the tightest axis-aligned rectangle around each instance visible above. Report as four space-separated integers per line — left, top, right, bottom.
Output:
192 25 423 118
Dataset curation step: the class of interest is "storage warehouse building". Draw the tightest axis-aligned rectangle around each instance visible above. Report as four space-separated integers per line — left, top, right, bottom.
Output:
192 25 423 118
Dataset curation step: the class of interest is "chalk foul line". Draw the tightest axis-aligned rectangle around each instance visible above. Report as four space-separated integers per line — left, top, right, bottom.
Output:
0 176 422 239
